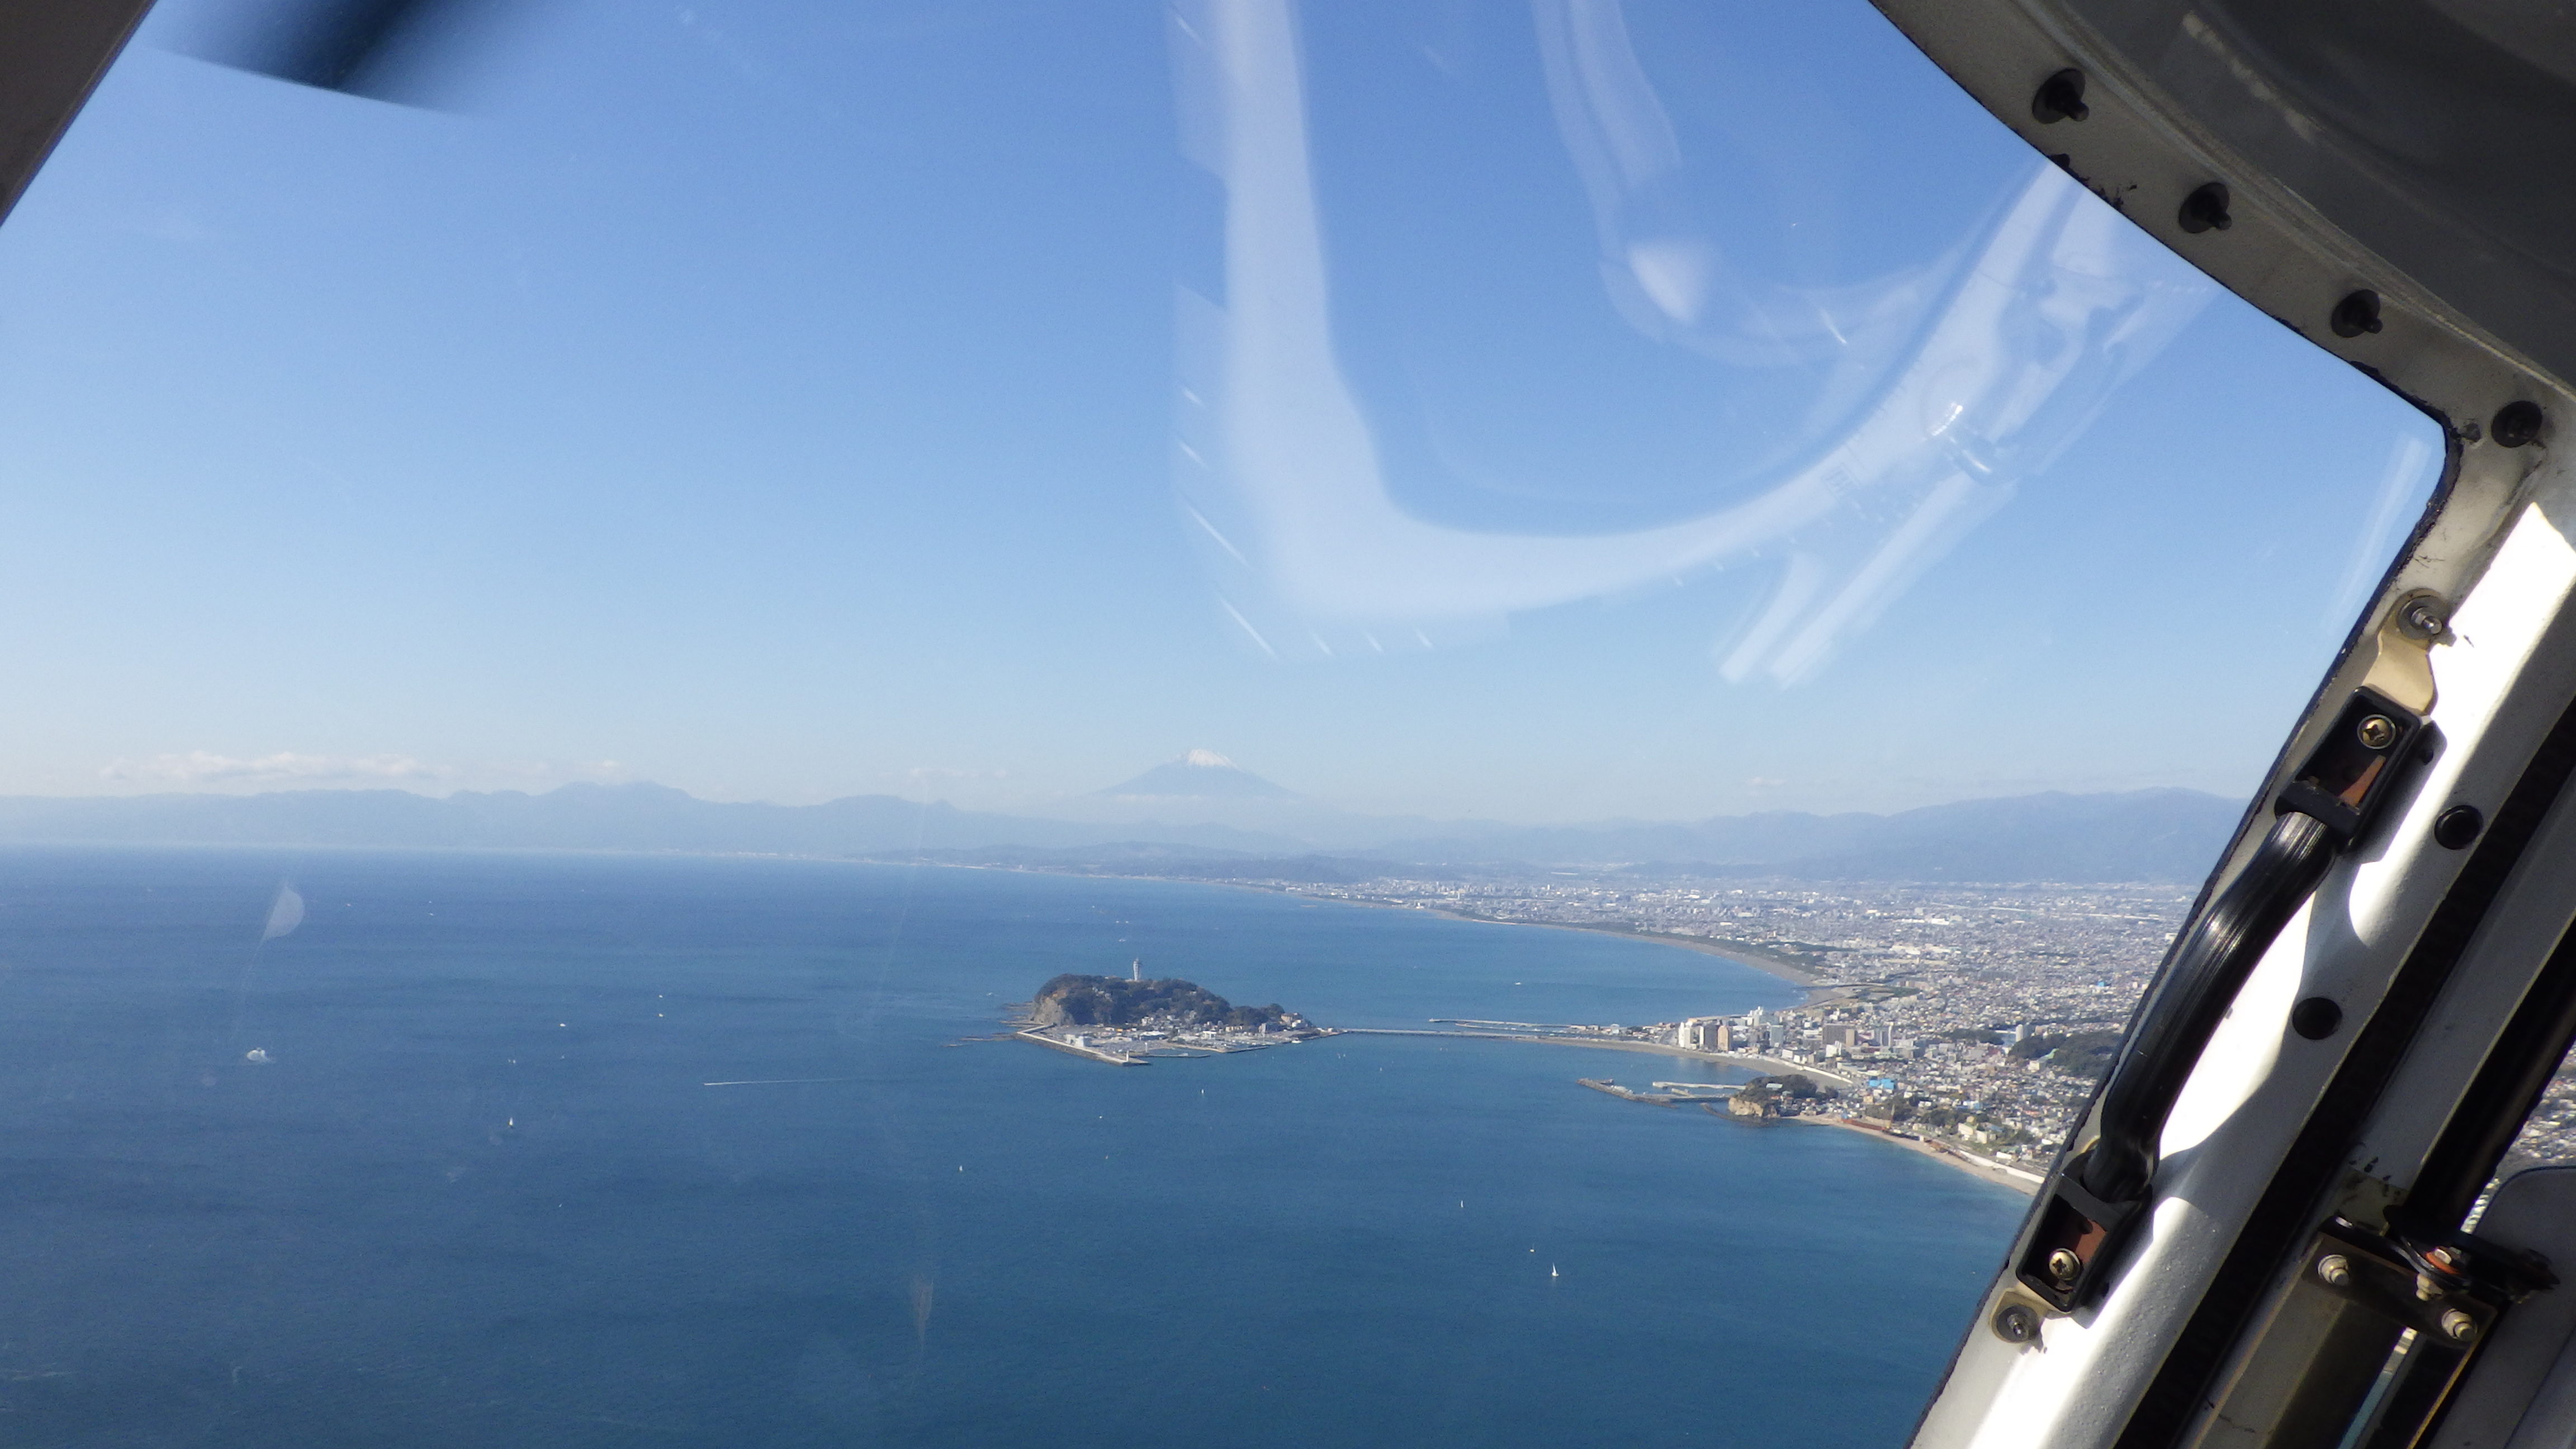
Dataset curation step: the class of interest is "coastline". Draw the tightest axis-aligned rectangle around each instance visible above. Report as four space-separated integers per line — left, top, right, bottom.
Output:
943 862 2033 1194
1362 1030 2037 1194
1788 1115 2042 1195
1332 1027 1860 1088
1355 1027 2038 1195
903 860 1841 1000
1407 907 1833 992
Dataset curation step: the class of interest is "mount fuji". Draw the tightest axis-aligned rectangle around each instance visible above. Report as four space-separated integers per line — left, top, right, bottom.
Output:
1096 750 1299 800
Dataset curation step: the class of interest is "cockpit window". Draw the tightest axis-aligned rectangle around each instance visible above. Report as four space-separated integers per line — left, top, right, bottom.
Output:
0 0 2446 1441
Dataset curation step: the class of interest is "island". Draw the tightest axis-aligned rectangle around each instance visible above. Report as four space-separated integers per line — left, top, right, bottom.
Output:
1016 972 1323 1064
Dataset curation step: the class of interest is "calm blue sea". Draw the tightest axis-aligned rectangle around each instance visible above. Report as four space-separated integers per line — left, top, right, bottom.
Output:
0 848 2023 1447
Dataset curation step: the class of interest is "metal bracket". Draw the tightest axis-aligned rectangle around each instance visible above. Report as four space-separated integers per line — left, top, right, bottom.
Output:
2361 593 2448 716
2294 1217 2539 1449
2018 1160 2147 1311
2276 688 2428 844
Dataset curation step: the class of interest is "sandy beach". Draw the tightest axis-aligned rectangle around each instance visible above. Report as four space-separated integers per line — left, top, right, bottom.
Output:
1791 1115 2043 1195
1409 909 1838 996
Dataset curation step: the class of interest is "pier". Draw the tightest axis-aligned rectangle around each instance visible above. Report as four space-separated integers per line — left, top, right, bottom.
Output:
1579 1078 1679 1105
1650 1081 1741 1100
1016 1029 1148 1066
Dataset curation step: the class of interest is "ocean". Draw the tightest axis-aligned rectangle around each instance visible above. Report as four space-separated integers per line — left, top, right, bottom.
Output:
0 847 2024 1446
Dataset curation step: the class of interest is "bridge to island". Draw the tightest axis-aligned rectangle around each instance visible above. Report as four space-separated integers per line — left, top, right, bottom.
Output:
1329 1026 1860 1088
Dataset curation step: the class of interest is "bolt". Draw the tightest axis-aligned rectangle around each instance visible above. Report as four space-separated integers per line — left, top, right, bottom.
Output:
1992 1302 2041 1344
2397 595 2446 640
2435 805 2484 850
2494 401 2545 449
2317 1253 2352 1287
2291 997 2343 1040
2047 1248 2083 1289
2032 69 2089 124
2443 1308 2478 1342
2332 290 2385 339
2179 182 2233 234
2358 715 2398 750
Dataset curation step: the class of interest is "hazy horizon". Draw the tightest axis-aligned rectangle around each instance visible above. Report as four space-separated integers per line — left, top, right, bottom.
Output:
4 756 2236 830
60 747 2255 821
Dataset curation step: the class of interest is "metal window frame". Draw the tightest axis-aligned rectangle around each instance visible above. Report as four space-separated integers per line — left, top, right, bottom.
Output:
1870 4 2576 1449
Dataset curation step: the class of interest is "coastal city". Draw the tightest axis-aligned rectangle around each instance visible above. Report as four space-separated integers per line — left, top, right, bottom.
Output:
988 868 2191 1182
1291 874 2184 1180
1270 872 2576 1185
993 862 2576 1188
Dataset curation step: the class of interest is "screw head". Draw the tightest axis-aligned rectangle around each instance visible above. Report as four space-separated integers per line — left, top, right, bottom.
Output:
1992 1302 2042 1343
2358 715 2398 750
2317 1253 2352 1286
2396 595 2447 640
2179 182 2233 234
2290 997 2343 1040
2494 401 2545 448
2046 1248 2083 1289
2442 1308 2478 1342
2435 805 2484 850
2332 290 2385 339
2031 69 2089 124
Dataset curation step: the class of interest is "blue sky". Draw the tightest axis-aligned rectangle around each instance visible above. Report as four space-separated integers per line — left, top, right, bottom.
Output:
0 0 2441 821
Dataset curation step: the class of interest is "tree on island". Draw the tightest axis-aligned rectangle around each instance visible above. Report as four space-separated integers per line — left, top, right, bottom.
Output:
1031 973 1301 1031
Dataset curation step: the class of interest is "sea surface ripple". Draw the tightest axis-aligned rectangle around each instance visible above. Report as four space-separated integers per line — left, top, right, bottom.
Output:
0 848 2023 1447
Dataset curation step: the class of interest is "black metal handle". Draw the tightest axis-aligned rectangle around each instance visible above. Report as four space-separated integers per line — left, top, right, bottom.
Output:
2077 810 2337 1201
2017 689 2423 1309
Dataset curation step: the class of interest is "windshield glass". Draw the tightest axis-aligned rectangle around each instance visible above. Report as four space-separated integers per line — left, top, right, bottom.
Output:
0 0 2442 1443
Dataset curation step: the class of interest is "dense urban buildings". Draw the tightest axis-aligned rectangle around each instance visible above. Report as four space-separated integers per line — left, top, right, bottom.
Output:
1272 874 2184 1167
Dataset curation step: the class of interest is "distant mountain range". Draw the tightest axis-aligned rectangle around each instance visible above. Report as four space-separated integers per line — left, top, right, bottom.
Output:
0 780 2248 883
0 783 1291 856
1377 788 2247 883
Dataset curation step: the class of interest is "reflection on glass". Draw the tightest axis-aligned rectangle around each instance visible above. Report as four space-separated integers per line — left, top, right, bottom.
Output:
1176 0 2207 681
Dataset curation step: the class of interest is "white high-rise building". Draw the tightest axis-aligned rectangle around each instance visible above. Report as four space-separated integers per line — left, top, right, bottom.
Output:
1679 1017 1733 1052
